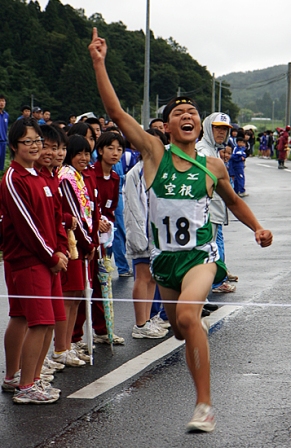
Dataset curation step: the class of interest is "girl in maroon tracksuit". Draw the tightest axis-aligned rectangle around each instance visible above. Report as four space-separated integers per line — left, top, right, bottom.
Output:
1 118 68 404
57 135 98 363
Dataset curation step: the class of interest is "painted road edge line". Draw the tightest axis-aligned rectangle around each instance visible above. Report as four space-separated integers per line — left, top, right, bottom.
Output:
68 304 241 399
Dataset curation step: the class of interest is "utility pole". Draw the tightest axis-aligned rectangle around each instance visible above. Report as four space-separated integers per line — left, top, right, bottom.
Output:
155 94 159 117
286 62 291 126
211 74 215 113
218 80 222 112
142 0 150 129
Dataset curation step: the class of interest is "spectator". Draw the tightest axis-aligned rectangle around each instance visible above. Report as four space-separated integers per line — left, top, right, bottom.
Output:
1 118 67 404
196 112 237 293
17 104 31 120
0 94 9 171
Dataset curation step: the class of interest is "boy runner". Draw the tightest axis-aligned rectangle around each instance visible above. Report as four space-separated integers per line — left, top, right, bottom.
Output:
88 28 273 432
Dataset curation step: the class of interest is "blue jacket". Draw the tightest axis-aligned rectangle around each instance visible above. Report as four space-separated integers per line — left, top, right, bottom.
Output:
231 145 246 164
0 111 9 142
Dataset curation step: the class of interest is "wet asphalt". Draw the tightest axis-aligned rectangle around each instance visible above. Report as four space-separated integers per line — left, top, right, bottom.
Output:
0 156 291 447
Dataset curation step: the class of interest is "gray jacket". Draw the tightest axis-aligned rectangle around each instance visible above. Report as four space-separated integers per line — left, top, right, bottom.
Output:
123 161 150 258
196 113 229 225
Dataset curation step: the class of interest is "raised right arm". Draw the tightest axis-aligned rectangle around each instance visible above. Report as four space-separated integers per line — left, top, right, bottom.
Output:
88 28 164 187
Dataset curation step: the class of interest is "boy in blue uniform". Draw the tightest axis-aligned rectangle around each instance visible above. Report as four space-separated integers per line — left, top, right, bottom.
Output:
0 94 9 171
231 137 248 197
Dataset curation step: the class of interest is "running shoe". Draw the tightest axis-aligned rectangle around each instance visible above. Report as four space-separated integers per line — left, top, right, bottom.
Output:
227 272 239 282
132 321 168 339
186 403 216 432
13 384 59 404
93 333 125 345
52 350 86 367
70 345 91 363
1 371 20 392
119 271 133 278
150 312 171 329
71 341 95 353
44 356 65 371
35 379 61 399
212 282 236 293
41 366 55 376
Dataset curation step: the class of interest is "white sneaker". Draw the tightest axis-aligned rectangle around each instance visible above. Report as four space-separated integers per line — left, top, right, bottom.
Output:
71 341 95 353
93 333 125 345
52 350 85 367
186 403 216 432
70 345 91 363
151 312 171 329
44 356 65 371
13 384 59 404
132 321 168 339
35 379 61 399
41 366 55 376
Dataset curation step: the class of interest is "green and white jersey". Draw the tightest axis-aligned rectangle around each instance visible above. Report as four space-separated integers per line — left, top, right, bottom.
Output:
149 146 215 253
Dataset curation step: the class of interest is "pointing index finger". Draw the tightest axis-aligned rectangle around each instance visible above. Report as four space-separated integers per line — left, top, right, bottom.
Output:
92 27 98 40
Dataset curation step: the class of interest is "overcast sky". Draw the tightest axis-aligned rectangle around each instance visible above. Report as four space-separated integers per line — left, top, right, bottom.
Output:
39 0 291 77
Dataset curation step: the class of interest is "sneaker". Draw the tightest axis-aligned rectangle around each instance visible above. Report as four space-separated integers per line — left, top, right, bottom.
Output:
203 302 218 312
119 271 133 278
212 282 236 293
150 312 171 329
44 356 65 371
2 371 20 393
201 307 210 317
13 384 59 404
227 272 238 282
132 321 168 339
35 379 61 399
41 366 55 376
70 345 91 363
186 403 216 432
71 341 95 353
52 350 86 367
93 333 125 345
238 192 249 198
40 373 54 383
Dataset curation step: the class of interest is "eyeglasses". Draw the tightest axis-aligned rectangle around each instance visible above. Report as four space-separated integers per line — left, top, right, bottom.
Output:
17 138 44 146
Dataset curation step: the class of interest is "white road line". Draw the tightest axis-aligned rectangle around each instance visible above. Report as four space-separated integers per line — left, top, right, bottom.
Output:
68 305 241 400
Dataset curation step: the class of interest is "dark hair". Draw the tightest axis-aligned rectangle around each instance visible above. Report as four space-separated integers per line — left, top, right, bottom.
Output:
67 122 96 145
21 104 31 112
149 118 164 128
50 124 69 146
64 135 91 165
146 128 168 145
53 120 67 128
69 114 76 119
236 136 245 143
8 118 43 158
105 126 121 134
85 117 101 126
40 124 61 145
162 96 198 122
0 94 6 100
96 132 125 160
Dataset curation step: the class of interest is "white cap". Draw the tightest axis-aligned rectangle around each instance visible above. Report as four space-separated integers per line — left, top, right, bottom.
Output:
211 113 232 128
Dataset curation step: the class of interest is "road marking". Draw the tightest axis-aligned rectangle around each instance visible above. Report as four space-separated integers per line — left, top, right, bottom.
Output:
68 304 241 399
